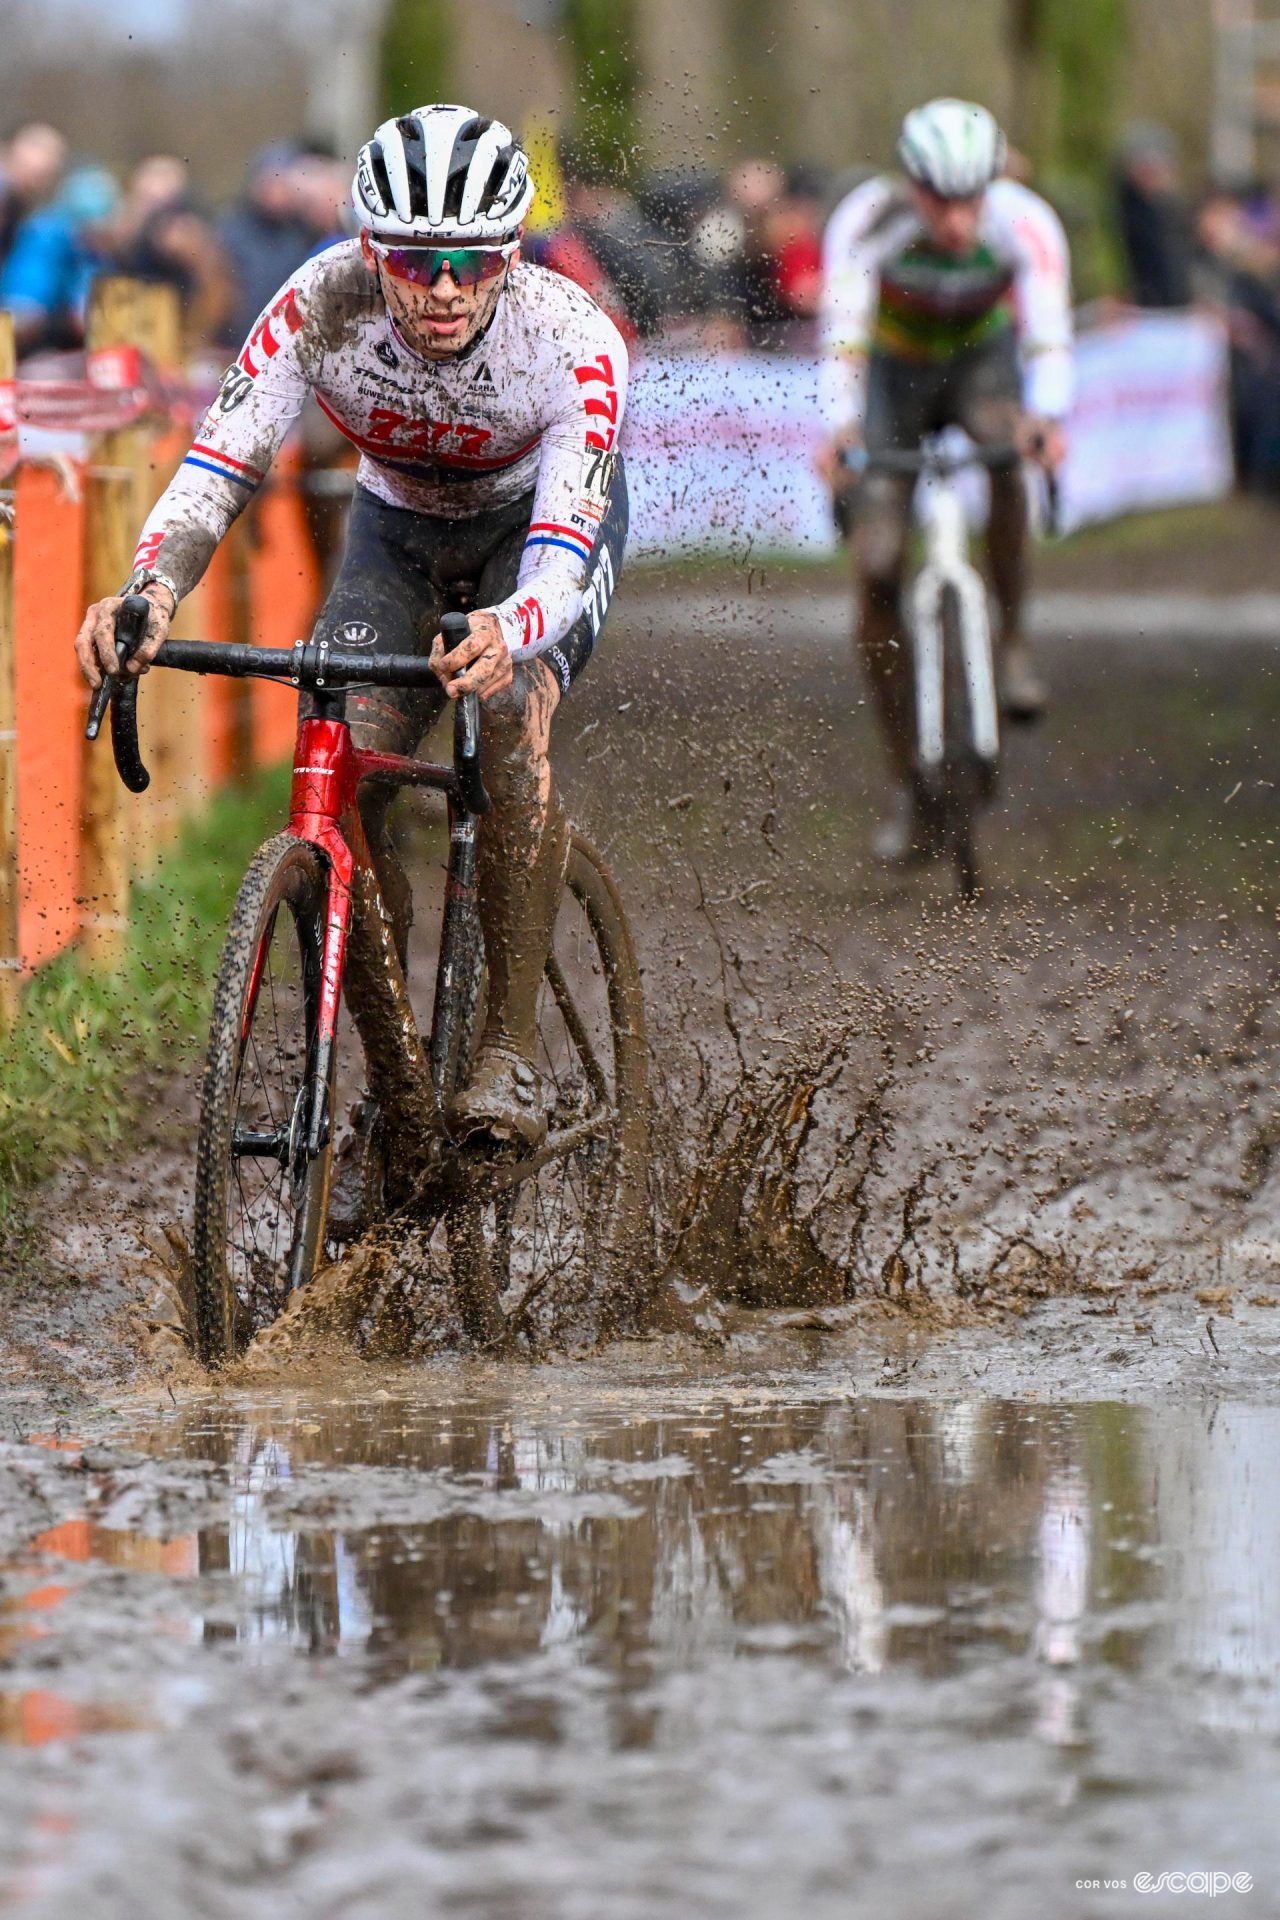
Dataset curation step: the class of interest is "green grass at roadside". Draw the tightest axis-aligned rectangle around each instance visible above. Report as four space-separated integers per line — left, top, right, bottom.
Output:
1042 498 1248 558
0 764 290 1221
625 496 1279 598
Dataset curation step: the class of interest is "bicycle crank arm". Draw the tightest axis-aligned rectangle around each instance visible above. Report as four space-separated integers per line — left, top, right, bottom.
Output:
400 1106 615 1215
448 1107 615 1197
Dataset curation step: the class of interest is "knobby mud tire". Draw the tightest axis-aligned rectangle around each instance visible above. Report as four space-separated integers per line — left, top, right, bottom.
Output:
191 834 333 1367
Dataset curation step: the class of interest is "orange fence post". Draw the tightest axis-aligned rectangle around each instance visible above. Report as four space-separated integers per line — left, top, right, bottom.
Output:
134 282 207 836
12 462 88 978
0 311 17 1027
224 513 257 780
79 277 144 968
250 442 319 765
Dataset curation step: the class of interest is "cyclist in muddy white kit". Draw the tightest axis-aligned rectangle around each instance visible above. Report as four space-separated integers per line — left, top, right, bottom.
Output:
75 103 628 1151
818 99 1073 863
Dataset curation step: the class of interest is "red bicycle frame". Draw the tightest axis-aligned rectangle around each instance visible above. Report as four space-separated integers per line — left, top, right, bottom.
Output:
282 714 473 1159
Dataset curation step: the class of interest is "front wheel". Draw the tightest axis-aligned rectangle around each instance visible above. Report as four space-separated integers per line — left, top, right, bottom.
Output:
191 834 334 1366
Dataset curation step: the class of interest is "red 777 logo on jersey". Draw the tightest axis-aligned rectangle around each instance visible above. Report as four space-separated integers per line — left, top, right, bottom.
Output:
575 353 618 453
515 595 545 648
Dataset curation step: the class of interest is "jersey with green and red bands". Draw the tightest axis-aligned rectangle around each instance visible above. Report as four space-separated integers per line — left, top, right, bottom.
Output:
131 241 628 660
818 175 1073 435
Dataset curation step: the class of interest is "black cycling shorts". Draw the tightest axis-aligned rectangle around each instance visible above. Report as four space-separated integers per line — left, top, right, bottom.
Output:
863 331 1022 456
310 457 628 751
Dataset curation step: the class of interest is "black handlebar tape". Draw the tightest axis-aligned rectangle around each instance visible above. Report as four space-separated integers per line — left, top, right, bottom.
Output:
84 592 150 741
111 674 150 793
1044 470 1062 539
152 640 458 688
454 691 490 816
438 613 490 815
108 594 153 792
84 593 152 793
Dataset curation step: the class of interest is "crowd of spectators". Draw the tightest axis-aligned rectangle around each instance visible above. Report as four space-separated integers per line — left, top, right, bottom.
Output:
1115 122 1280 494
9 108 1280 499
528 145 828 351
0 122 350 367
0 118 833 370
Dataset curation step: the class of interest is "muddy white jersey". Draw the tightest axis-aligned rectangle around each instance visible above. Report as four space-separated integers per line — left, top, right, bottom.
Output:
133 242 628 658
819 175 1073 433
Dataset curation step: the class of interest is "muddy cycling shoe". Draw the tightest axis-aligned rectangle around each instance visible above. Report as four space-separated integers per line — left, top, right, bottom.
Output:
447 1043 547 1150
871 790 935 867
999 642 1047 724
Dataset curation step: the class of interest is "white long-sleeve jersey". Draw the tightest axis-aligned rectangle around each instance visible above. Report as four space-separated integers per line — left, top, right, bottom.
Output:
133 243 628 658
818 175 1074 434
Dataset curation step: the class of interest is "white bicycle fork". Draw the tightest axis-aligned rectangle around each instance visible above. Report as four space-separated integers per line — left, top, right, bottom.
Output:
908 479 1000 774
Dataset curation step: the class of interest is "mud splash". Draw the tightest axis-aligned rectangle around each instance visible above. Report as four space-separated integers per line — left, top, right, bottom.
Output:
15 589 1280 1405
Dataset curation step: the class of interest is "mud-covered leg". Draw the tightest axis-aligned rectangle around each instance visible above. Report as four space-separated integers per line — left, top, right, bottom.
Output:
336 690 445 1194
447 658 568 1149
985 458 1045 720
966 370 1046 723
855 472 931 862
854 471 915 785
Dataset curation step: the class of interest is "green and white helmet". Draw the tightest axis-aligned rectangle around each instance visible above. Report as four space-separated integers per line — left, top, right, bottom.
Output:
897 99 1006 199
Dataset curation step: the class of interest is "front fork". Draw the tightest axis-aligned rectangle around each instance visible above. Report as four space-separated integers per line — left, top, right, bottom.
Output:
427 803 480 1104
910 486 1000 776
306 854 351 1162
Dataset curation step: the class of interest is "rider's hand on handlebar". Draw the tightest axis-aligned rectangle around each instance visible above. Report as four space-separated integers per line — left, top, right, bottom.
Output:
430 610 513 703
1017 415 1068 474
816 424 863 490
74 586 175 689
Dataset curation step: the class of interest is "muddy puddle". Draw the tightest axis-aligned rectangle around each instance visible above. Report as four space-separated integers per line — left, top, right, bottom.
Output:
2 1362 1278 1916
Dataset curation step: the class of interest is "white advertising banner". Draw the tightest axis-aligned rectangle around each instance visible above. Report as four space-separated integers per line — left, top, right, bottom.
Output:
625 312 1233 558
1056 311 1233 531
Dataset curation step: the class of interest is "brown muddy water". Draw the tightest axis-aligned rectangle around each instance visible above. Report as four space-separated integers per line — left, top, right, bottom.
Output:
2 1358 1279 1918
9 583 1280 1913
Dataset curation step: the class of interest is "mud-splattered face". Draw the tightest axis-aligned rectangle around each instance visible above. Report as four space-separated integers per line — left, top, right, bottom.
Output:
359 231 510 359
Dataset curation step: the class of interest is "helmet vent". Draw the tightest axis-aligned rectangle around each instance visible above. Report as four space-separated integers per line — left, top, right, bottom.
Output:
367 140 393 215
395 116 430 219
443 115 490 220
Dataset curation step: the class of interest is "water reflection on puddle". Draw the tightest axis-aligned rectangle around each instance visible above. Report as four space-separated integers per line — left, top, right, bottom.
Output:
15 1391 1270 1744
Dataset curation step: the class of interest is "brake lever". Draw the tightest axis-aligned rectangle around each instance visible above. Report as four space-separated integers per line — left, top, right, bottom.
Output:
84 593 152 741
84 594 154 792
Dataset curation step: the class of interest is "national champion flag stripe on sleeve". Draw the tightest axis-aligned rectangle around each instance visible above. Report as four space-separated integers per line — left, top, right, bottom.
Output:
524 520 594 561
182 442 265 491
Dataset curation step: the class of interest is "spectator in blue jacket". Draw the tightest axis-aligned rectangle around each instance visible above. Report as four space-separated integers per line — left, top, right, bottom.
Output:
0 123 68 270
0 165 121 355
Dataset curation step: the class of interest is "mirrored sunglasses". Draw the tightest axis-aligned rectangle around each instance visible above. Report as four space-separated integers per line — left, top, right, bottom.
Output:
372 241 517 289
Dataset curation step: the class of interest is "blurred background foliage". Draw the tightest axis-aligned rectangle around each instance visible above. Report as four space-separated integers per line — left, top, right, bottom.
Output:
1008 0 1129 294
378 0 452 120
370 0 1177 298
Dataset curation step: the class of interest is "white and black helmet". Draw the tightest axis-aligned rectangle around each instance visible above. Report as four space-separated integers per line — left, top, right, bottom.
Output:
897 99 1006 199
352 104 534 244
